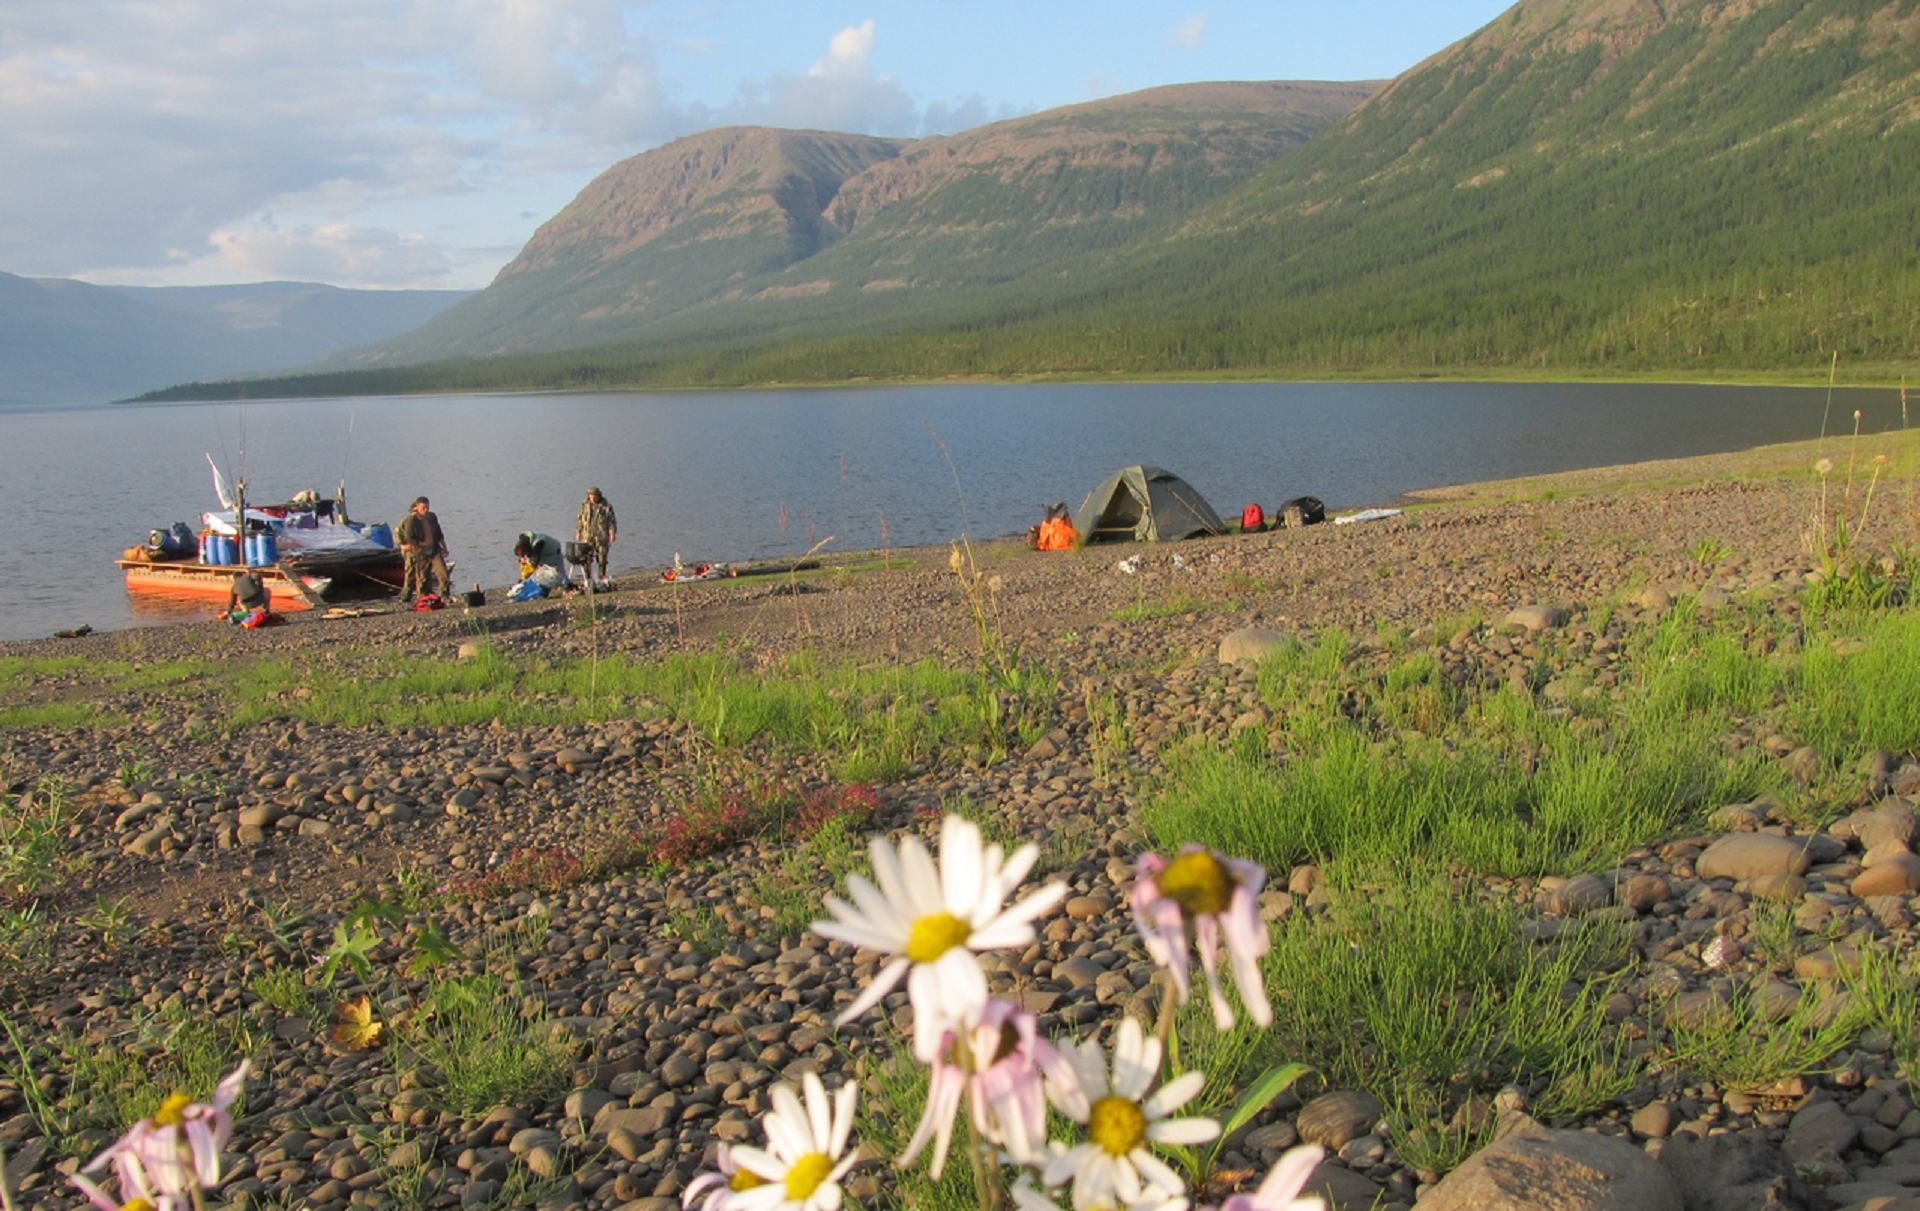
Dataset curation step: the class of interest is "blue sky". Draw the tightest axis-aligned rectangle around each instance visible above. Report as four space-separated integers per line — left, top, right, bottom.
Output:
0 1 1514 291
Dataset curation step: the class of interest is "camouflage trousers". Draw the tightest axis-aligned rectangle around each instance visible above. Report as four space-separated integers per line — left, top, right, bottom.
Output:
403 549 447 600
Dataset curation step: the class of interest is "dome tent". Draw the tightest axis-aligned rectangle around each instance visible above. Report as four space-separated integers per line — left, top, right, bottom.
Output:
1072 465 1226 543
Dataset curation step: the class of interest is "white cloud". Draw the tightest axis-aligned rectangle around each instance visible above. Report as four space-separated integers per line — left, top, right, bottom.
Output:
1169 9 1213 50
210 225 456 286
0 4 1014 288
709 20 919 136
0 0 682 288
811 20 876 81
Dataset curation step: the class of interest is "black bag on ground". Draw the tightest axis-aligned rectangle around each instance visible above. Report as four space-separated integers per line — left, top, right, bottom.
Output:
1279 496 1325 528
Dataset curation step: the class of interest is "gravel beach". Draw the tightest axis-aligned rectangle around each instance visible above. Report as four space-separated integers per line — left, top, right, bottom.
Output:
4 442 1920 1211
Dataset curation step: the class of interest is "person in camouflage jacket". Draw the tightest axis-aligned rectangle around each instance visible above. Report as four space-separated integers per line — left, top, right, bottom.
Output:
574 487 617 582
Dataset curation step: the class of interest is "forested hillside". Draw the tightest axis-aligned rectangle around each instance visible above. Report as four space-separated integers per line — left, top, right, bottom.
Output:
151 0 1920 400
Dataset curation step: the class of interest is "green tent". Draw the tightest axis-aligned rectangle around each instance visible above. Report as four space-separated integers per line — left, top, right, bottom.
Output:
1073 465 1226 543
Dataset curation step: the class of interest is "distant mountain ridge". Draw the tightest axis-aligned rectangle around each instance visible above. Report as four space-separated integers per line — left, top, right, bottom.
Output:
0 276 469 407
344 81 1377 365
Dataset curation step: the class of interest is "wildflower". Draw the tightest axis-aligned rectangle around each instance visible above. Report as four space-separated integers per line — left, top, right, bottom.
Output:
726 1072 858 1211
1013 1156 1191 1211
1214 1144 1325 1211
900 998 1053 1179
682 1144 766 1211
1043 1018 1218 1210
70 1060 249 1211
1815 457 1834 476
814 814 1066 1060
1131 846 1272 1029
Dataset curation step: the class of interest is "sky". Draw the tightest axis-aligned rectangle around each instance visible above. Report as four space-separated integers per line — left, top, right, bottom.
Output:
0 1 1516 293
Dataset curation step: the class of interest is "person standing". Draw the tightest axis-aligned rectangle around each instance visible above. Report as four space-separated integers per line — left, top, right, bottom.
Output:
575 487 617 585
395 496 450 602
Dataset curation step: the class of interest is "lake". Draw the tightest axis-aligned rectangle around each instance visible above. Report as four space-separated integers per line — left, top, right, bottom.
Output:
0 381 1903 643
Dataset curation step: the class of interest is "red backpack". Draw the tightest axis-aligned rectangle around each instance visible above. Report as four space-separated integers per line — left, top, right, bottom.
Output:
1241 504 1265 532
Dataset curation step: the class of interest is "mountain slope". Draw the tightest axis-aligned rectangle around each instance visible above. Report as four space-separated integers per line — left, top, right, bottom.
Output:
347 81 1375 365
0 276 468 407
354 127 907 364
161 0 1920 399
1026 0 1920 372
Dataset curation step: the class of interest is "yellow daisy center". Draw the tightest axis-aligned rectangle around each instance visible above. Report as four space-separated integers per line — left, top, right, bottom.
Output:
1088 1094 1147 1157
727 1169 766 1192
1157 851 1234 916
906 911 971 964
124 1201 157 1211
784 1152 835 1201
152 1093 193 1127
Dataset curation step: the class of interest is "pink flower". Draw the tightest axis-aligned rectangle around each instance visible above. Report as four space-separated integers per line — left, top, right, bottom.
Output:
1131 847 1271 1029
70 1060 249 1211
900 998 1053 1179
1213 1144 1325 1211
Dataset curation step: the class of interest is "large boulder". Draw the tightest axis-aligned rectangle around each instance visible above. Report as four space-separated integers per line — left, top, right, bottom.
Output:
1417 1119 1682 1211
1218 627 1299 666
1657 1130 1808 1211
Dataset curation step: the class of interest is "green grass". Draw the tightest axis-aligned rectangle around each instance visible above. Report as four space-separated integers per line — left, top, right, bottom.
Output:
1150 609 1795 878
1789 611 1920 761
211 648 1026 781
0 776 75 902
1667 979 1876 1094
1260 870 1639 1164
399 973 576 1116
1110 591 1209 623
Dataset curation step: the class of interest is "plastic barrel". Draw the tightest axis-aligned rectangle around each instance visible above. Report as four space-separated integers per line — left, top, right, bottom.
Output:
258 532 279 565
212 534 236 566
200 532 214 564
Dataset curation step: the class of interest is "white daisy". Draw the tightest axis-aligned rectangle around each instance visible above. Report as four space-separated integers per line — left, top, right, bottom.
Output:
726 1073 859 1211
1014 1142 1192 1211
813 814 1067 1060
1043 1018 1218 1210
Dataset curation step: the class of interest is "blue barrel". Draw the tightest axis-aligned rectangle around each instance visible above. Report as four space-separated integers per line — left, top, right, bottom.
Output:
257 532 279 565
212 534 236 566
245 535 262 567
365 522 393 548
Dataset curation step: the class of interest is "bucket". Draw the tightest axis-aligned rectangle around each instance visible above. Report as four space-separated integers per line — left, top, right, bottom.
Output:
365 522 393 548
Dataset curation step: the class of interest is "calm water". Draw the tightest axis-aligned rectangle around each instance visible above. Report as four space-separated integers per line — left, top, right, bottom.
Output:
0 381 1902 642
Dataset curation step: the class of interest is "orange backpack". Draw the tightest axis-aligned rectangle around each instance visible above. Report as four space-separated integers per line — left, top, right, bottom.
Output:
1036 516 1078 551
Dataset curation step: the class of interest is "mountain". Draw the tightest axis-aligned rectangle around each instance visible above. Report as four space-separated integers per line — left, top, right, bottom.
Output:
0 276 469 406
342 81 1376 365
163 0 1920 398
1045 0 1920 374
